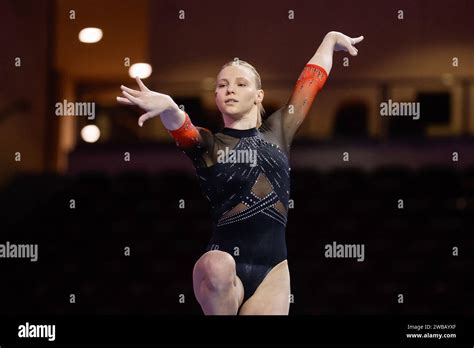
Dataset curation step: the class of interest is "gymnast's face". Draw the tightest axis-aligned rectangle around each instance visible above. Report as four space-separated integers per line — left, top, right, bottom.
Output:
215 65 263 120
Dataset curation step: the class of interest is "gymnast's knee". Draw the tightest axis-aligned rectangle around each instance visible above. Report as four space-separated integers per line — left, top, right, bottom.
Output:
194 250 236 293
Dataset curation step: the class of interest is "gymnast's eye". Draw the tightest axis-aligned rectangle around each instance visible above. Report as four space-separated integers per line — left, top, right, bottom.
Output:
238 83 246 87
218 84 225 88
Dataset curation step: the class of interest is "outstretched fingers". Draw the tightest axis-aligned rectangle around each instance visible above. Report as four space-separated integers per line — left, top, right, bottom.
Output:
136 76 150 92
348 35 363 56
138 110 156 127
122 90 141 105
351 35 364 45
121 85 141 96
116 96 134 105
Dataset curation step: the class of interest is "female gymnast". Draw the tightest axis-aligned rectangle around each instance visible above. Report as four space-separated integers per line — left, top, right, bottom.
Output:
117 31 363 315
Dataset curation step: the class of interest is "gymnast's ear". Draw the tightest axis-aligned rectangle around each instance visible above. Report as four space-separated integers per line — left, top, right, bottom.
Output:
256 89 264 104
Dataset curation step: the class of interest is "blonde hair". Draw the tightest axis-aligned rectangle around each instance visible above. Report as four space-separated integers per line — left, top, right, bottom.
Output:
220 59 265 128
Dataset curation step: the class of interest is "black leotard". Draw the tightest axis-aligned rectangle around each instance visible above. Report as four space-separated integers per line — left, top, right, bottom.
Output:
169 64 328 301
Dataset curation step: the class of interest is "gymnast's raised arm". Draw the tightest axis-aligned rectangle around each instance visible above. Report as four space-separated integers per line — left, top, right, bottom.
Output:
263 31 364 150
117 77 212 153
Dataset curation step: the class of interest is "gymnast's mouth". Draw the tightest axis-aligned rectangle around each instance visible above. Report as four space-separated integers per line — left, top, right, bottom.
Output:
225 99 238 103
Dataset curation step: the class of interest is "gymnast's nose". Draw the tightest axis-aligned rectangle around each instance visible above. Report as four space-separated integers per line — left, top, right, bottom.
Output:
226 84 236 95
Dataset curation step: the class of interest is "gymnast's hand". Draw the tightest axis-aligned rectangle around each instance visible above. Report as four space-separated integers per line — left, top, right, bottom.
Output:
117 77 175 127
327 31 364 56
